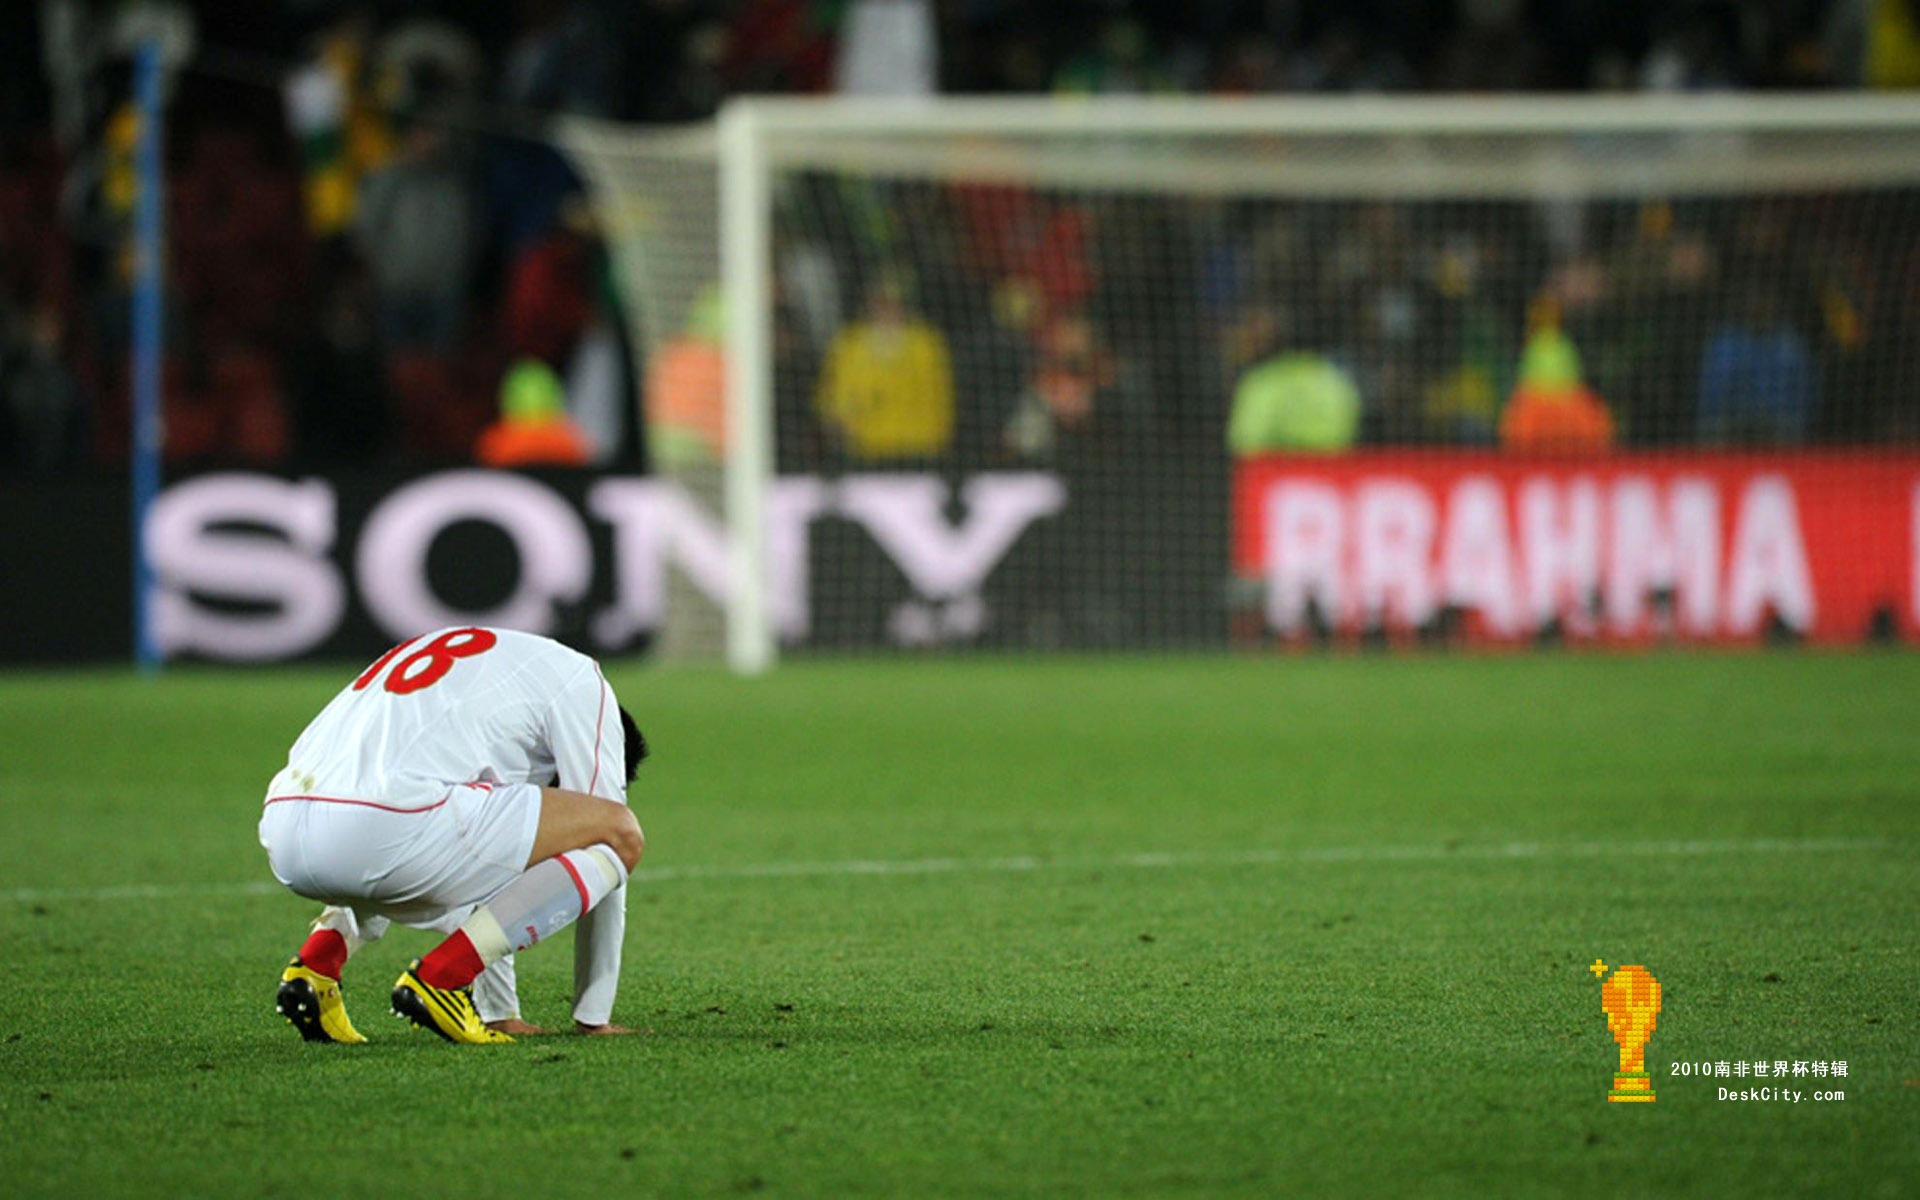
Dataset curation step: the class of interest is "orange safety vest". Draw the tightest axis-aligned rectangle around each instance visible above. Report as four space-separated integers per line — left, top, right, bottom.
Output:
475 419 591 467
1499 384 1616 456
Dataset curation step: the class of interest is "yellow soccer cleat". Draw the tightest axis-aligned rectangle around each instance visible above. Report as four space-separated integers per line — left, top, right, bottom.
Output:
276 959 368 1045
390 962 513 1045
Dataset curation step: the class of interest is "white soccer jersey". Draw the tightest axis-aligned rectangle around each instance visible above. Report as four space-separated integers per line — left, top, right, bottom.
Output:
265 625 633 1026
267 626 627 810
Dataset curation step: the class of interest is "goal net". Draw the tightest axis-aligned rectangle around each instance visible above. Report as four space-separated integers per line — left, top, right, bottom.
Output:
564 97 1920 671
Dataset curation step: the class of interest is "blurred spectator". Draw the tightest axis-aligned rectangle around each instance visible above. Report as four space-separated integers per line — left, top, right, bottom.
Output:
283 8 393 242
36 0 97 152
499 0 614 115
1422 230 1522 444
954 185 1094 323
1284 21 1414 92
0 300 86 471
837 0 938 96
485 139 584 261
170 129 306 353
776 208 842 356
1555 202 1716 444
1429 0 1551 91
1227 347 1362 455
1004 313 1121 460
1054 19 1177 94
565 252 636 466
0 153 67 348
7 0 1920 484
1499 319 1616 455
1826 0 1920 87
354 120 476 351
645 288 727 469
501 189 631 463
376 16 485 107
151 338 287 465
60 98 142 370
476 358 591 467
1326 205 1441 442
1640 9 1742 91
40 1 196 154
1212 33 1286 94
503 193 595 368
386 350 487 460
287 256 389 464
636 12 730 121
726 0 834 94
1083 194 1195 432
206 345 288 463
815 274 954 462
1697 291 1819 445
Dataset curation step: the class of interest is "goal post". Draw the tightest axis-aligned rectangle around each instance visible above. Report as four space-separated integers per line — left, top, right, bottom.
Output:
718 102 777 676
564 94 1920 670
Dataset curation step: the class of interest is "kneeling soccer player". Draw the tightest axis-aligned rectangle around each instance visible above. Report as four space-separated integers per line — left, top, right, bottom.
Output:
258 626 648 1045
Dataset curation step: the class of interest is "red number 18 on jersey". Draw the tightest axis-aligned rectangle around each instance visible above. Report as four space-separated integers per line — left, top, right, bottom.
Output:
353 628 499 695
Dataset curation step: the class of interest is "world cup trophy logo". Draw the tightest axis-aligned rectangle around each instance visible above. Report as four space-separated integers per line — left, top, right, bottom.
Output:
1599 963 1661 1102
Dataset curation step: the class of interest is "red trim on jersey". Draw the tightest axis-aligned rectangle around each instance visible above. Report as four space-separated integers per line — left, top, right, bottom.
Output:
556 852 593 917
586 665 609 797
262 793 449 814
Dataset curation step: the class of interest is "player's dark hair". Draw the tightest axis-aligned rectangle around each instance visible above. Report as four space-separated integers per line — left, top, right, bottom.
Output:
620 705 648 784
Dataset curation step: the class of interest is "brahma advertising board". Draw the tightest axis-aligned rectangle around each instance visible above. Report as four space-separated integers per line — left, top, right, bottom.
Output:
1231 451 1920 645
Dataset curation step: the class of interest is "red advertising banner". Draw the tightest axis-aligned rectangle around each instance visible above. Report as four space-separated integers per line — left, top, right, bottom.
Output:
1232 451 1920 645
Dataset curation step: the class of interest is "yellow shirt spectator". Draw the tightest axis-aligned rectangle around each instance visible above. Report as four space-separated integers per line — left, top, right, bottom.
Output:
816 292 955 461
1869 0 1920 88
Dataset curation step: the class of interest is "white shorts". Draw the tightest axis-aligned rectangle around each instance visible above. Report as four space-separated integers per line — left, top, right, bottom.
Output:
258 781 542 931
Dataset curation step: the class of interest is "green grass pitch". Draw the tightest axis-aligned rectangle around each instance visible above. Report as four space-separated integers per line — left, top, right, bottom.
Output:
0 652 1915 1198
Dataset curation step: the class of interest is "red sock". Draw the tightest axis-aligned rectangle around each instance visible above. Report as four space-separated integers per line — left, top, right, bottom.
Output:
296 928 349 980
416 930 486 990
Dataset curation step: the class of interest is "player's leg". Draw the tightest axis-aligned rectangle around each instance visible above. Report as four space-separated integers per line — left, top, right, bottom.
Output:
393 842 629 1042
262 798 391 1045
525 786 645 873
295 906 390 979
475 785 645 1035
276 906 389 1044
392 788 641 1044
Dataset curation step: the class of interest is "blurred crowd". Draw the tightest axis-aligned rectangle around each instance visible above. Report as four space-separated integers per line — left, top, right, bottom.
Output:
754 184 1919 471
0 0 1918 475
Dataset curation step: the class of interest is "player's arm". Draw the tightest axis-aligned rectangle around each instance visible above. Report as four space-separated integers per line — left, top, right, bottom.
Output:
474 955 546 1034
543 662 641 1032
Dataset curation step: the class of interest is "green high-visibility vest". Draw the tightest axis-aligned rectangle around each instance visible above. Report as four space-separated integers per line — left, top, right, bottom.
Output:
1228 354 1360 454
